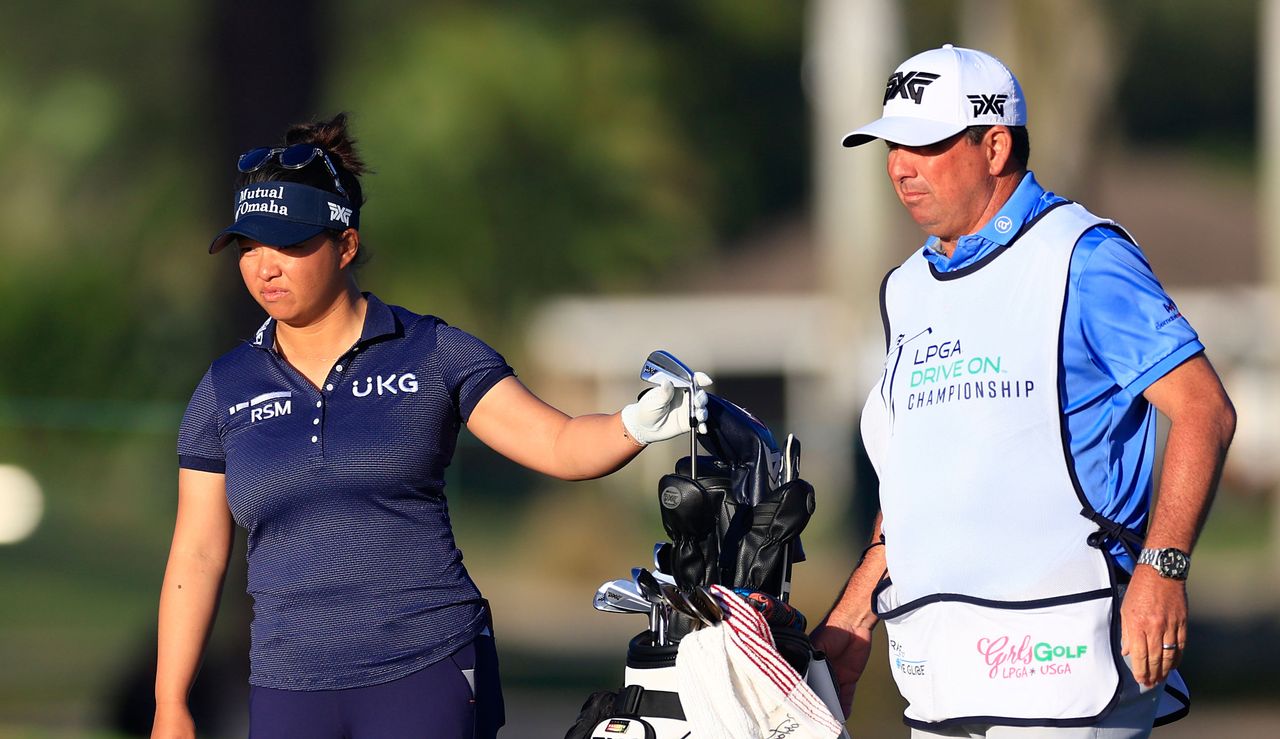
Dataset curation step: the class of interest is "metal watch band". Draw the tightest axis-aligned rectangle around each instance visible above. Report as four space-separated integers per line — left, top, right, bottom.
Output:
1137 547 1190 580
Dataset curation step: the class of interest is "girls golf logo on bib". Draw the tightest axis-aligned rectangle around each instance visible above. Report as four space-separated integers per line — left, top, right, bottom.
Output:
976 634 1090 679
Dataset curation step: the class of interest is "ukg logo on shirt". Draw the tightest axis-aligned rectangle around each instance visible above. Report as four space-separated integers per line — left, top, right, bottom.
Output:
352 373 419 398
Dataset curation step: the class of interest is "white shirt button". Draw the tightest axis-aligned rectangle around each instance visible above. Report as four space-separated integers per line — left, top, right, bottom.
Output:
325 384 334 391
316 400 323 408
313 418 320 425
335 364 344 372
310 435 318 443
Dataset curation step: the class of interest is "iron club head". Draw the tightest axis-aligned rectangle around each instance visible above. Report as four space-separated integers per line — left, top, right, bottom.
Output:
638 350 702 477
640 350 696 388
593 579 651 614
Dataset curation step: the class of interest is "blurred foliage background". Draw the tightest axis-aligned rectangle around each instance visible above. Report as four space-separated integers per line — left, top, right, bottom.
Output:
0 1 1274 737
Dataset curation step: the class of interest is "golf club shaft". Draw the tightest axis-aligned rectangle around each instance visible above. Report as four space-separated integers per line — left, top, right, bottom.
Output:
690 377 697 479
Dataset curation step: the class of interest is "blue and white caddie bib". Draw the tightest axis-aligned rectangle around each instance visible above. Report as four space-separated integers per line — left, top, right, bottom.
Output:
861 202 1129 728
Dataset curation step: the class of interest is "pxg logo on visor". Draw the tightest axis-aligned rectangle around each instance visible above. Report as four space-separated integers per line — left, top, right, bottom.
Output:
208 181 360 254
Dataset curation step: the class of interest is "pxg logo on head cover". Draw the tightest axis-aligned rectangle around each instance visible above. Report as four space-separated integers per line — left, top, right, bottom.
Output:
883 71 940 105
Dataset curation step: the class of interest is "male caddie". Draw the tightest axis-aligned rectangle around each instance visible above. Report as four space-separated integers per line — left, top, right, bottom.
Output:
810 45 1236 738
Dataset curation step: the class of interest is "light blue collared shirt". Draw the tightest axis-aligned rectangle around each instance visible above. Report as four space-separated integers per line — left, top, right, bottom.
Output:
917 172 1204 569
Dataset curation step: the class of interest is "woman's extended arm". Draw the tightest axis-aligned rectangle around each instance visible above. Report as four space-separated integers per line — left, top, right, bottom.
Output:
467 376 700 481
152 468 234 738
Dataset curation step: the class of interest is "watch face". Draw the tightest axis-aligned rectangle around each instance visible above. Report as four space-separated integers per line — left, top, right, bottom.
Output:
1157 549 1189 578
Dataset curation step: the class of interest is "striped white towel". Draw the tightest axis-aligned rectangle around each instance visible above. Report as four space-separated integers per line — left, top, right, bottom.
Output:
676 623 758 739
675 585 844 738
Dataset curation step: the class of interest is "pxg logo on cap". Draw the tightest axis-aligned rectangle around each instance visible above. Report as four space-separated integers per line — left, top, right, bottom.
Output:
967 93 1010 117
843 44 1026 148
883 71 940 105
327 202 353 226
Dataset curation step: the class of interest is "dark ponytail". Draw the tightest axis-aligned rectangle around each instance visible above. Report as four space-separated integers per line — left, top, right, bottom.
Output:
236 112 368 208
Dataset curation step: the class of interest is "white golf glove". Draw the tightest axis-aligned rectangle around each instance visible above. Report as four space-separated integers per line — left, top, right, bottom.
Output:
621 372 713 446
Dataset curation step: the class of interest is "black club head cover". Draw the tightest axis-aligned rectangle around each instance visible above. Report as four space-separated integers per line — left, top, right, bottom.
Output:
658 473 725 589
764 479 815 541
732 479 816 594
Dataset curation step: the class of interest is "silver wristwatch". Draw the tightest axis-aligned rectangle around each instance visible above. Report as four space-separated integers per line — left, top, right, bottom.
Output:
1137 547 1190 580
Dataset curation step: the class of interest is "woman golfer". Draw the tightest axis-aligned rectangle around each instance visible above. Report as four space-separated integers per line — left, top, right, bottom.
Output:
152 113 705 738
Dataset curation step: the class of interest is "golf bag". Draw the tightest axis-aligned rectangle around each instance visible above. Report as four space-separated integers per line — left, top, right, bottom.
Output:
571 393 849 739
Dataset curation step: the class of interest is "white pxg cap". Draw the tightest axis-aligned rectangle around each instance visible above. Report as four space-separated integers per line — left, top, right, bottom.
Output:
842 44 1026 148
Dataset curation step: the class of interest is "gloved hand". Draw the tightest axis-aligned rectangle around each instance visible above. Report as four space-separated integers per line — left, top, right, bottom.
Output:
621 372 712 445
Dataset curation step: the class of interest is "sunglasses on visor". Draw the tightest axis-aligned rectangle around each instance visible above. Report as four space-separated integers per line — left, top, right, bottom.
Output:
237 144 349 198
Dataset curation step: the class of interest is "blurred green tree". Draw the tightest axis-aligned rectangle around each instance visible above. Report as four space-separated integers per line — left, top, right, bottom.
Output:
0 4 215 404
324 0 807 342
0 1 812 398
327 6 711 340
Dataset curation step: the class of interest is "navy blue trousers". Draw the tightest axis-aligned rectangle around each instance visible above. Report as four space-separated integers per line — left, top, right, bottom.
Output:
248 635 505 738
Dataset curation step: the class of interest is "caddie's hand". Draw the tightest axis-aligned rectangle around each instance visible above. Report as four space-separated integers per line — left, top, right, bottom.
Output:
810 620 873 719
1120 566 1187 689
620 372 712 445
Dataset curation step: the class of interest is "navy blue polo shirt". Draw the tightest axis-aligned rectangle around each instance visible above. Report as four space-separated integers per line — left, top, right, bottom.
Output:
177 293 513 690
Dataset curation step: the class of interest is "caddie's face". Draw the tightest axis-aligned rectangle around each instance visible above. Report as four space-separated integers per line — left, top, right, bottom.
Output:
886 132 997 245
237 232 350 326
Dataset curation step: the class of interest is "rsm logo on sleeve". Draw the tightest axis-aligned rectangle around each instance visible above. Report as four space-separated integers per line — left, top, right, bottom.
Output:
229 391 293 423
